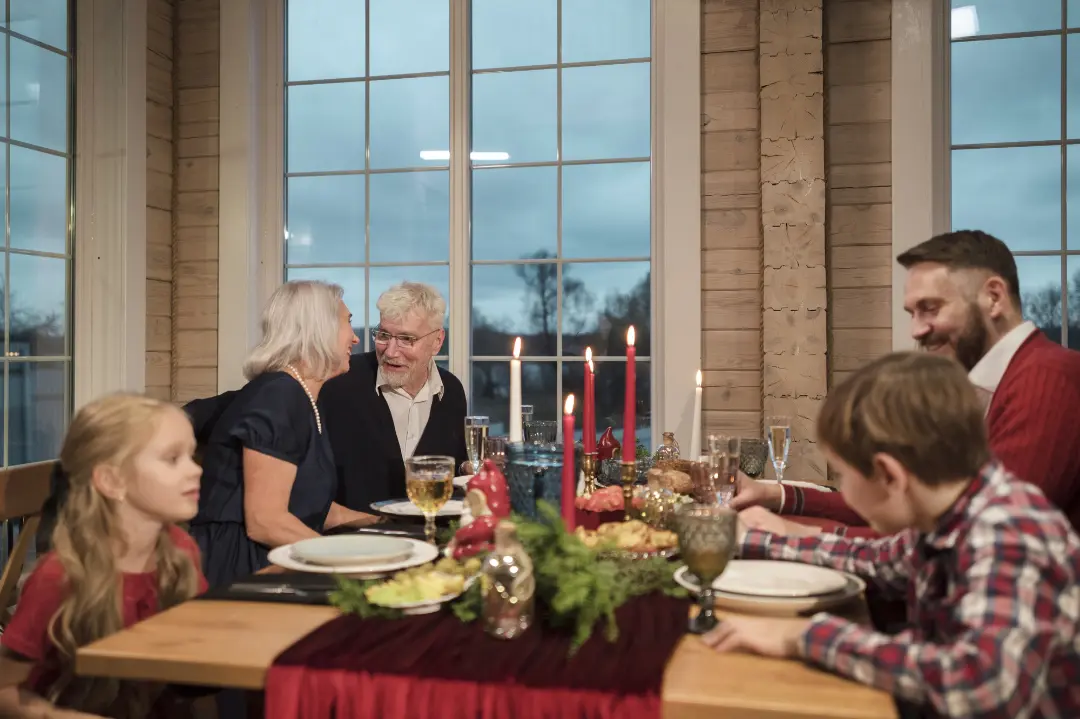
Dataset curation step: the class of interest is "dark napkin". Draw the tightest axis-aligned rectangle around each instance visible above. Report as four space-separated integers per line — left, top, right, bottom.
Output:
197 572 338 605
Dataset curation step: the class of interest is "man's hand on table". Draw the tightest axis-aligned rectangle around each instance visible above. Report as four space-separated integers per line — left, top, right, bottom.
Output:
730 472 782 511
701 616 809 659
738 506 822 537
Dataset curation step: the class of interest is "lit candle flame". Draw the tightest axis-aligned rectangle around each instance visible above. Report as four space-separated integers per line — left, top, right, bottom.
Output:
585 347 592 362
626 326 636 346
564 394 575 415
513 337 522 359
696 369 702 387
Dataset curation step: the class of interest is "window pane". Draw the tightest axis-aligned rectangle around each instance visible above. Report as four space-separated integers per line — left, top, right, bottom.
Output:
369 0 449 76
562 63 650 161
1065 146 1080 250
563 162 651 258
562 261 649 356
561 0 651 63
9 146 67 254
284 266 366 351
10 38 68 152
472 263 557 356
952 1 1060 36
287 82 365 173
1017 255 1062 344
471 361 557 437
472 166 556 261
369 76 449 170
951 36 1060 145
286 175 365 265
471 0 556 70
563 360 650 450
7 360 66 465
9 253 66 357
1067 257 1080 349
951 146 1060 252
0 35 7 137
1072 0 1080 28
287 0 365 81
369 171 449 263
369 265 450 352
9 0 68 51
1067 35 1080 140
472 69 557 165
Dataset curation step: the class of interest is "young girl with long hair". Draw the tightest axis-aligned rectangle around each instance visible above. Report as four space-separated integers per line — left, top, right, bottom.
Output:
0 393 208 718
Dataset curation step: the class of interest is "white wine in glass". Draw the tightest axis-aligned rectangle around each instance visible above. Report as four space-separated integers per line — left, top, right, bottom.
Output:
766 416 791 485
405 455 455 542
464 416 490 472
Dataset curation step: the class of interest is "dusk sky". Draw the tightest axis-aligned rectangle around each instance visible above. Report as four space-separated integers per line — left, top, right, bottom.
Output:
951 0 1080 335
283 0 652 358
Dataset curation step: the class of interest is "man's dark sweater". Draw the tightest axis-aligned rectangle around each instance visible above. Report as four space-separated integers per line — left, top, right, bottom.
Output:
318 351 469 512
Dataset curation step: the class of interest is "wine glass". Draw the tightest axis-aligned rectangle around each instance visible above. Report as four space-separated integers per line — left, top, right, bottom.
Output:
707 435 741 506
484 436 508 471
464 416 490 473
405 455 455 542
674 503 736 634
766 415 791 485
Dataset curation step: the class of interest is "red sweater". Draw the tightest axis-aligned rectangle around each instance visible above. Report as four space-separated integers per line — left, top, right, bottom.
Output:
784 332 1080 536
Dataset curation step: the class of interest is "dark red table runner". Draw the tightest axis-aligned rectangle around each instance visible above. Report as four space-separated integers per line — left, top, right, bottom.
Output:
265 592 691 719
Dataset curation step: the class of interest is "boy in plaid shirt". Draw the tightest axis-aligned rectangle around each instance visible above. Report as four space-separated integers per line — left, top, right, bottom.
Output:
704 352 1080 718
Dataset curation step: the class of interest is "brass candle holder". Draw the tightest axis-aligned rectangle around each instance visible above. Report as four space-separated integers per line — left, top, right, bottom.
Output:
581 453 599 497
621 461 637 521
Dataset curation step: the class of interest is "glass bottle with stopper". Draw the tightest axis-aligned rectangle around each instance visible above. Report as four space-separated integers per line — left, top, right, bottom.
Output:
481 520 535 639
653 432 681 464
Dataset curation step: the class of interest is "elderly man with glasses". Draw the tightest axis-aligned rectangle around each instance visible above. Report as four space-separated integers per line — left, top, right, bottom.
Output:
319 282 469 512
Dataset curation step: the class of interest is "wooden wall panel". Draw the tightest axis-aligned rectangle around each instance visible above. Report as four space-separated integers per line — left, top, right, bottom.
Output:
701 0 764 445
146 0 175 402
825 0 893 386
760 0 827 482
173 0 220 403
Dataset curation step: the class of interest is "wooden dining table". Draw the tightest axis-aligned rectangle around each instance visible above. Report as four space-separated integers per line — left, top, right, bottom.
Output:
75 583 898 719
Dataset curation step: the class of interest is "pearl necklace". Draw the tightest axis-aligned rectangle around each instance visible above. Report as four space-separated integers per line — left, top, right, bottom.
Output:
285 364 322 434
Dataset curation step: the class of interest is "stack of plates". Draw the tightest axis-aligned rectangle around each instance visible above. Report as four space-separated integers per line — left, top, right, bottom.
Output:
268 535 439 576
674 559 865 616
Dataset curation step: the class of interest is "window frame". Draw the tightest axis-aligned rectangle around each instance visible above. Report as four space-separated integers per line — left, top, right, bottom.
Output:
219 0 701 449
72 0 147 410
891 0 950 350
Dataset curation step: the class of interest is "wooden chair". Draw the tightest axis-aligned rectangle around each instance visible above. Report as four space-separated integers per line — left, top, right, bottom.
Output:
0 461 55 626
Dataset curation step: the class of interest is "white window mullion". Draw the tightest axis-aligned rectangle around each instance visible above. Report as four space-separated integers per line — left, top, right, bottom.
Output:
448 0 471 398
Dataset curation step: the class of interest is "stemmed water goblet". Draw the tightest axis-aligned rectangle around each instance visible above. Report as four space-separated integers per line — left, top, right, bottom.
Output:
674 503 737 634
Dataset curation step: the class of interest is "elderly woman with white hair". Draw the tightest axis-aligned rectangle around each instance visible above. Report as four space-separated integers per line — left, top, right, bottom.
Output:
189 280 379 588
321 281 469 511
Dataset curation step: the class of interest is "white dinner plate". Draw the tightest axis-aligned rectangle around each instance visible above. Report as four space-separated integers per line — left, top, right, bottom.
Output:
289 535 414 567
453 474 474 489
715 559 850 598
371 499 465 517
267 538 438 575
674 565 866 617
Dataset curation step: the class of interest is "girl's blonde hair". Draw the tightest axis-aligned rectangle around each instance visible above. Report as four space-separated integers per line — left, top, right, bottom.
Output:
46 393 201 716
243 280 346 381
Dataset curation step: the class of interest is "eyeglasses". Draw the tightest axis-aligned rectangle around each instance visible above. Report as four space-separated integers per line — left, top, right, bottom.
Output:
371 326 440 349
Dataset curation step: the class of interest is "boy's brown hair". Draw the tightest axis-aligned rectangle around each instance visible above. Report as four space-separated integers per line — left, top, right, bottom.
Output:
817 352 991 485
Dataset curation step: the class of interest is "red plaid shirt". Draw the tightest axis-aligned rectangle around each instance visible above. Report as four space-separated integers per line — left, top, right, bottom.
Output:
741 461 1080 718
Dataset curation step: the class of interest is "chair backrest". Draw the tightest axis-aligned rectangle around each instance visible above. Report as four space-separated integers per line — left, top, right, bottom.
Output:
0 461 56 624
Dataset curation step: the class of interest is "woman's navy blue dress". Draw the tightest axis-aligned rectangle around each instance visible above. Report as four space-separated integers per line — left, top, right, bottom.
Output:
189 371 336 588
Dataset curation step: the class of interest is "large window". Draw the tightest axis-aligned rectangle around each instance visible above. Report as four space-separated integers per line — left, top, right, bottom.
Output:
949 2 1080 348
0 1 72 467
284 0 652 442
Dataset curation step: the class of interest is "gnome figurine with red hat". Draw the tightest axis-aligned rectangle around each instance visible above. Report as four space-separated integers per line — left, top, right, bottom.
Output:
448 459 511 559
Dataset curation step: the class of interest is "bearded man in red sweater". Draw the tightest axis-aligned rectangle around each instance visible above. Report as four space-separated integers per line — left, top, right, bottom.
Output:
734 230 1080 537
